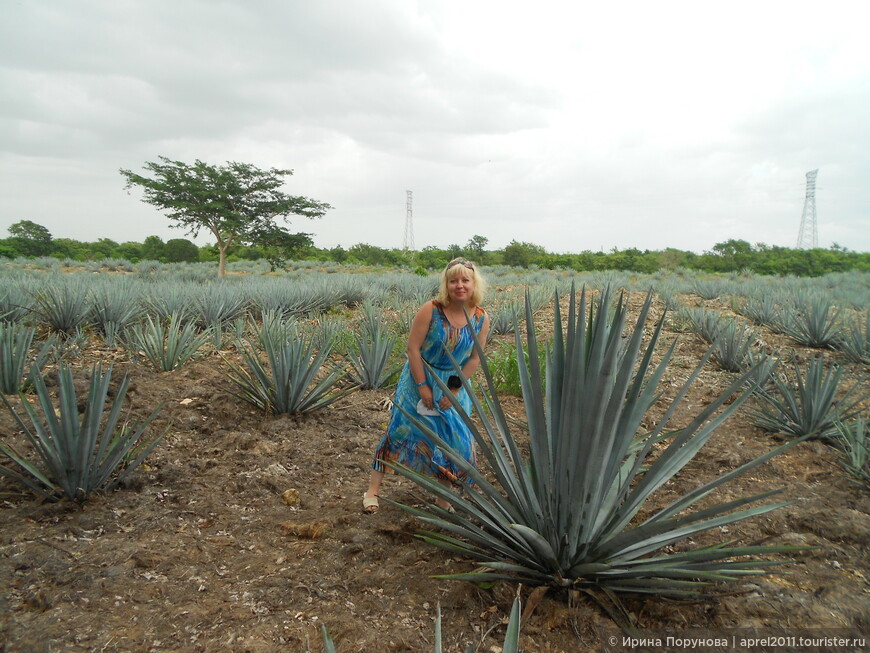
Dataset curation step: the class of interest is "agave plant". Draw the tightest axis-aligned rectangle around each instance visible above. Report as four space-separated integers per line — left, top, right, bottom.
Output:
88 282 144 346
680 306 724 344
388 287 800 597
0 363 164 502
143 286 194 321
0 284 34 323
834 311 869 364
30 277 92 335
192 286 249 348
308 315 345 353
738 349 781 394
250 278 333 318
781 295 842 349
227 326 356 414
750 357 865 440
710 321 756 372
833 419 869 485
691 278 724 300
488 301 523 337
258 308 298 343
124 314 211 372
347 303 401 389
738 295 784 332
0 323 53 395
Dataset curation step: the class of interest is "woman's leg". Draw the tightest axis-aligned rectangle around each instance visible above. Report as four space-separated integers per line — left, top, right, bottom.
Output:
434 478 453 509
365 469 384 498
363 469 384 513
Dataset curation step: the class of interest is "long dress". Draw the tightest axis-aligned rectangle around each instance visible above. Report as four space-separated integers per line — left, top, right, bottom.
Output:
372 301 487 485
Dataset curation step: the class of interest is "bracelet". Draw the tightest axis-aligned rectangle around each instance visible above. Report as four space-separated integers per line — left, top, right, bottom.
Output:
416 380 428 387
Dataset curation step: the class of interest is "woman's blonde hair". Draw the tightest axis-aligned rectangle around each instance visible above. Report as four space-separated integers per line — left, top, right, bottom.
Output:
436 259 486 307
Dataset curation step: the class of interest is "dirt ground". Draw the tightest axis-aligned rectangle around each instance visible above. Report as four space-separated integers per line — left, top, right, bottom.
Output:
1 292 868 652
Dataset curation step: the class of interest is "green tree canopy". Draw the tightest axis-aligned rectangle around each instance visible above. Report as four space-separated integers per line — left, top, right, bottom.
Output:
502 240 546 267
120 157 332 277
141 235 166 261
464 234 489 261
7 220 53 257
164 238 200 263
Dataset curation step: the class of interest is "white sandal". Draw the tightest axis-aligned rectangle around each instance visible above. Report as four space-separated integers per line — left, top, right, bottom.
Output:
362 494 379 514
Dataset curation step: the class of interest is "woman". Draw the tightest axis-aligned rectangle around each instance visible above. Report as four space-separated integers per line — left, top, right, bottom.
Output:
362 258 490 513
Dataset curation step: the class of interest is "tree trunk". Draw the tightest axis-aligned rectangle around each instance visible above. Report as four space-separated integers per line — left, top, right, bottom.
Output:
218 245 228 278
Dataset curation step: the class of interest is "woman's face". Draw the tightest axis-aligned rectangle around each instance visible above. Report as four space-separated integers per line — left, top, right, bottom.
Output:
446 269 475 304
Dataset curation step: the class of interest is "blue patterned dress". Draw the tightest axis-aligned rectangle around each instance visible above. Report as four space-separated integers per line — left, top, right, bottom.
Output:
372 302 487 484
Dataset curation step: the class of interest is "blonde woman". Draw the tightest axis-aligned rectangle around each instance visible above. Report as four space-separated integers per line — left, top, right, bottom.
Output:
363 259 490 513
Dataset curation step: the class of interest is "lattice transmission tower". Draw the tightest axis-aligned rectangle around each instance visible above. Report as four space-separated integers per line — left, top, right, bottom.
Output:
403 190 415 251
796 169 819 249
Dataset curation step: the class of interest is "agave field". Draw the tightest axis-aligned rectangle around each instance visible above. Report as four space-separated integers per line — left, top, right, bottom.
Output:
0 259 868 651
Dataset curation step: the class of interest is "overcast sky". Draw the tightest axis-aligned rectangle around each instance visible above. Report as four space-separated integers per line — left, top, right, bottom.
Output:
1 1 867 255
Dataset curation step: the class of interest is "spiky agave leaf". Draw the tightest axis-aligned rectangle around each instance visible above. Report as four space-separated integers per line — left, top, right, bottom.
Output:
388 285 804 596
833 418 869 485
0 322 52 395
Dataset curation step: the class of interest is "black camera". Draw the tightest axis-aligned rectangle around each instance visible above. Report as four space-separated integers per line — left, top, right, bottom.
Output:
447 375 462 390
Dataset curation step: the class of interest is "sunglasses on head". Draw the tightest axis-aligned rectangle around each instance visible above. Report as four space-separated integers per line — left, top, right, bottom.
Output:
447 259 474 271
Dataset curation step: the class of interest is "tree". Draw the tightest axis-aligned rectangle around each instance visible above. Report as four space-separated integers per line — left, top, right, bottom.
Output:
709 239 754 271
502 240 546 268
141 235 166 261
164 238 200 263
120 157 332 277
7 220 53 257
87 238 119 259
347 243 402 266
464 234 488 261
329 245 348 264
115 241 144 262
257 229 313 270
